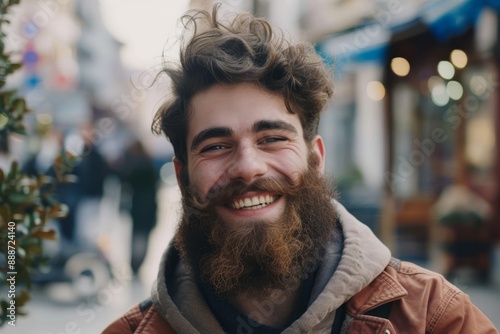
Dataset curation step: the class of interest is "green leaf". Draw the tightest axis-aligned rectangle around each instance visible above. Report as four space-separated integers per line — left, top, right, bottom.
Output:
0 112 8 129
10 62 21 71
15 291 30 307
9 160 18 175
0 204 10 224
16 246 26 258
51 203 68 218
12 124 26 135
13 98 25 115
8 192 27 203
30 227 56 240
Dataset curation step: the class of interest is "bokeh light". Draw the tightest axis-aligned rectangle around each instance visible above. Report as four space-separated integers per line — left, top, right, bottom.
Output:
437 60 455 79
391 57 410 77
430 78 449 106
427 76 444 92
450 49 468 69
470 75 489 96
366 81 386 101
37 113 53 125
446 80 464 100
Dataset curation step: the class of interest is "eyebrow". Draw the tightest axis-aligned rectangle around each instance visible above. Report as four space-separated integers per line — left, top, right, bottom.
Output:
191 127 233 151
252 120 298 135
190 120 298 151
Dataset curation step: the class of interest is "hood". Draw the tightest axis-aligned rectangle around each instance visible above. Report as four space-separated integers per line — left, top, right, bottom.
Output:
151 200 392 333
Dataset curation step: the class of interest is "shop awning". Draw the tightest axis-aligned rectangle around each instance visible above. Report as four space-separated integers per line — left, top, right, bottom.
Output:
316 0 500 72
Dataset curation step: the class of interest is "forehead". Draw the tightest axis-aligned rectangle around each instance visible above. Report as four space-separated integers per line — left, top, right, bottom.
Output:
187 83 303 141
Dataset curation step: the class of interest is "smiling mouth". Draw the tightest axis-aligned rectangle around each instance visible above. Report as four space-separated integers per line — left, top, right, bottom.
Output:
231 195 279 210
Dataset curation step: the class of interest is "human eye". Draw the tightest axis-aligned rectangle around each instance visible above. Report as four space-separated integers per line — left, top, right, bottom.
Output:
200 143 227 153
259 136 288 145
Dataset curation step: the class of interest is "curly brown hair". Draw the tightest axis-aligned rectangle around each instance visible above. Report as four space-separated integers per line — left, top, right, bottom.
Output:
152 4 334 165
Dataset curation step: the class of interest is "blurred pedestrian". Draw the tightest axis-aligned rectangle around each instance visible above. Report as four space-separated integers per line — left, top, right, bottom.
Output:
70 123 112 247
119 139 158 276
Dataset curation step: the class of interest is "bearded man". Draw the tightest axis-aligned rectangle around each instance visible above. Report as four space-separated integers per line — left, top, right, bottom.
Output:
104 4 497 334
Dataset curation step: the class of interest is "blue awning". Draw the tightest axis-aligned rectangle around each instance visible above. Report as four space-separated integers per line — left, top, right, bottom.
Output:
316 0 500 72
316 21 390 73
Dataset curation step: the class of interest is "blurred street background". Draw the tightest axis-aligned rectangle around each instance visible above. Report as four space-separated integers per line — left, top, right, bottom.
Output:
0 0 500 332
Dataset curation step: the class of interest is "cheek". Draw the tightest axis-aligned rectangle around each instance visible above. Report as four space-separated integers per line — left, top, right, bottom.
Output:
189 163 228 197
271 155 308 181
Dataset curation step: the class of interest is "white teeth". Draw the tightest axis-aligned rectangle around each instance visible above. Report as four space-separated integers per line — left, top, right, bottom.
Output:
232 195 277 210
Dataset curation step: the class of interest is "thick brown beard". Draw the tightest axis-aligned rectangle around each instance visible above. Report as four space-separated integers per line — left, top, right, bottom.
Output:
175 157 339 297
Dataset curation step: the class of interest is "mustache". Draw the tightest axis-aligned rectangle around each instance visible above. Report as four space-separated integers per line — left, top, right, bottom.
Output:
185 175 304 210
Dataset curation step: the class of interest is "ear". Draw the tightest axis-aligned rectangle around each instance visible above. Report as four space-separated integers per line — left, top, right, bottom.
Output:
310 135 326 174
173 156 184 187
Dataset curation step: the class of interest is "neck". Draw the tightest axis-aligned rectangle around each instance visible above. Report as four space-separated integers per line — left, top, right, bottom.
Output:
231 287 302 328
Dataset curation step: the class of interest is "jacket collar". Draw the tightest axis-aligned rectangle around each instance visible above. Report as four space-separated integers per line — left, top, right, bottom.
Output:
346 260 408 316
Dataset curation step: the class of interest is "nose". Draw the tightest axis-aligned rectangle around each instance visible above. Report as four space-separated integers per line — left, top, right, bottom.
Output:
227 144 267 184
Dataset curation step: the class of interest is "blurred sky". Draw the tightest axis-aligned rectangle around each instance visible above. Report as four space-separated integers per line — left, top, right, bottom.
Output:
99 0 190 70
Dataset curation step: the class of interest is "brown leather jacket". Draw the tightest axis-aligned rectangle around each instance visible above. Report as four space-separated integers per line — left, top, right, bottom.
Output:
102 259 498 334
